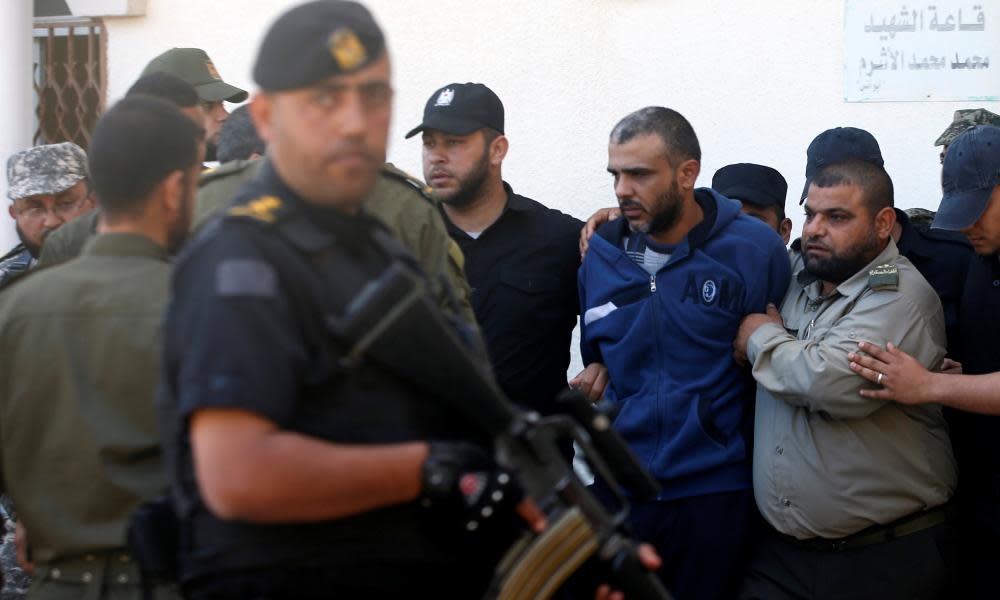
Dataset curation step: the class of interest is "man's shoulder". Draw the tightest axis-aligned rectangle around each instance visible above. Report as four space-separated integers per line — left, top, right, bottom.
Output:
199 159 262 188
862 255 942 313
38 210 99 266
194 159 264 228
369 163 439 220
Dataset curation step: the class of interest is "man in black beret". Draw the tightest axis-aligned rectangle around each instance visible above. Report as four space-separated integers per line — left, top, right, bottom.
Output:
153 2 662 599
712 163 792 244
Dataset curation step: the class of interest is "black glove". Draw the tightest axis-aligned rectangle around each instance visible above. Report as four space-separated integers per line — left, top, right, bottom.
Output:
420 441 522 532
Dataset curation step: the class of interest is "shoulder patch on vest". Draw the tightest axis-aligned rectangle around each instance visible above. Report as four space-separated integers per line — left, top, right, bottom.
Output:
868 263 899 291
380 162 437 202
227 195 284 223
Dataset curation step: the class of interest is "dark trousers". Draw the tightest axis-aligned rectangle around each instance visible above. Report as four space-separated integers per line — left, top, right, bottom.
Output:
954 493 1000 598
600 488 754 600
738 521 958 600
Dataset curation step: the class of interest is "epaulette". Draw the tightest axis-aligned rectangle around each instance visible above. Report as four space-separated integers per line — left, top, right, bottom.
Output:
380 162 437 204
200 159 259 188
226 194 287 225
868 263 899 291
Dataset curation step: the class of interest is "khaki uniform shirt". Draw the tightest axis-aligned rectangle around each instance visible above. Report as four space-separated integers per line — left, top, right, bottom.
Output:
748 240 956 539
0 233 170 561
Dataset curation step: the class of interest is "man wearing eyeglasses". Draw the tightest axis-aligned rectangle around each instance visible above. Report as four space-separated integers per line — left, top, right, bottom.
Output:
1 143 94 287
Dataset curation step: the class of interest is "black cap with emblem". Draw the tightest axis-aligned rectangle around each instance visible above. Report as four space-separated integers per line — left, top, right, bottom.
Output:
253 0 385 92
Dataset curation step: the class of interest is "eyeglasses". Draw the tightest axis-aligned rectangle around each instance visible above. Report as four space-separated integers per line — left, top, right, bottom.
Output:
16 193 90 222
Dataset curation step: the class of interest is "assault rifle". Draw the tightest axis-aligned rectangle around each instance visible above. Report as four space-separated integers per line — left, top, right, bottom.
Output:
329 262 671 600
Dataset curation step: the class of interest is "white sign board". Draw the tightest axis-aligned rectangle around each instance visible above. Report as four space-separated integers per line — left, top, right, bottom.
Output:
845 1 1000 101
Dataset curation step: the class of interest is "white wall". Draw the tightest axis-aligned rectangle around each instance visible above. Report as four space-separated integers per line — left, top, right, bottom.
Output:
101 0 1000 235
0 1 35 253
96 0 998 377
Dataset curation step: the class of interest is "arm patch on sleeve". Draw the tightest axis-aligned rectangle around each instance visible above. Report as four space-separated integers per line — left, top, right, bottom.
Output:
215 259 278 297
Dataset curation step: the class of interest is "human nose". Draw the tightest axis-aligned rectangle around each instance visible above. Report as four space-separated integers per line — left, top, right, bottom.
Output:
614 176 632 200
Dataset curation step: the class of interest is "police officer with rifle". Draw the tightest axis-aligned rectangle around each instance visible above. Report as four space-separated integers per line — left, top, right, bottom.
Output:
150 2 666 598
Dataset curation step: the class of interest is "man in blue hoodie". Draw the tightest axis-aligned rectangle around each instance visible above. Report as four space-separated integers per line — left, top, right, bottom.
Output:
578 106 791 599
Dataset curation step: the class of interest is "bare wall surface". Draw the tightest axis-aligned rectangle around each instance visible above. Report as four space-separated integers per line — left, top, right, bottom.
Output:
94 1 999 377
101 0 999 234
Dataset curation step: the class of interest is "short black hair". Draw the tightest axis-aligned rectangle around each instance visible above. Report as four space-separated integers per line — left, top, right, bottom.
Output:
126 72 199 109
88 96 204 216
610 107 701 166
216 105 265 163
810 159 894 214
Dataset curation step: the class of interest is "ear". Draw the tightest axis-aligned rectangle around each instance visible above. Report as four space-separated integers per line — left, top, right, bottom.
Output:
779 218 793 245
159 170 186 216
489 135 509 167
874 206 896 240
676 159 701 191
248 93 274 144
7 204 15 220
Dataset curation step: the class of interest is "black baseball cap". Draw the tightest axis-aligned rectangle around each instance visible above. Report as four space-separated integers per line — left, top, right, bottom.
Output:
933 125 1000 231
253 0 385 92
801 127 883 203
712 163 787 209
405 83 504 139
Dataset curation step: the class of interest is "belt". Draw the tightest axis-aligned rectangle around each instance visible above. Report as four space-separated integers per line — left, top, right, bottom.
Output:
776 503 954 553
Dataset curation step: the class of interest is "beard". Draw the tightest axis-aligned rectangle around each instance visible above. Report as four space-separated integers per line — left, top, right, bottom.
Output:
166 178 194 254
430 147 490 209
15 222 43 258
804 229 881 285
621 177 684 236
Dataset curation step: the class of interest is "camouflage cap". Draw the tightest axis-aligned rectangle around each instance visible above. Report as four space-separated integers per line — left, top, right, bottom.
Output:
904 207 936 228
6 142 88 201
934 108 1000 147
141 48 248 103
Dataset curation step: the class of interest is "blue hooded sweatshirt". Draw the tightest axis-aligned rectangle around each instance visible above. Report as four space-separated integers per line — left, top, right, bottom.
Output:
579 188 791 501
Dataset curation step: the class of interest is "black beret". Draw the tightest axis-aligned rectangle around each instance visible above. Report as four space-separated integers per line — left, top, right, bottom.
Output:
712 163 788 209
253 0 385 91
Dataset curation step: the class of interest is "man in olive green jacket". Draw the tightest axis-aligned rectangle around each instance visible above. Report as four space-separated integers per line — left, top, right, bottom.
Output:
0 96 202 599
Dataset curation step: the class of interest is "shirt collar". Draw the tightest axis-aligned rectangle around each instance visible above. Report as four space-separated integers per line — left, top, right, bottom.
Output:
82 233 170 262
502 182 533 212
798 238 900 300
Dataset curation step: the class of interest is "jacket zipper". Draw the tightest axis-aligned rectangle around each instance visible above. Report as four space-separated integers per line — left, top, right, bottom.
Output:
650 274 657 293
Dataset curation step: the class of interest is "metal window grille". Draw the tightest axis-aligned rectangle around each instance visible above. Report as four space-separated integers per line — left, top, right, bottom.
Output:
32 18 107 149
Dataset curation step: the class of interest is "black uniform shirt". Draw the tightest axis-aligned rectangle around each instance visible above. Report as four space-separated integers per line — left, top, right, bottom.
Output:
442 183 582 414
947 253 1000 497
160 161 506 594
894 208 973 358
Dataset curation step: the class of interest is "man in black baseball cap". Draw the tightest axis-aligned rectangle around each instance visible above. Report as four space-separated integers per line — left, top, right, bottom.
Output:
846 125 1000 597
405 82 504 139
713 163 792 244
407 82 586 422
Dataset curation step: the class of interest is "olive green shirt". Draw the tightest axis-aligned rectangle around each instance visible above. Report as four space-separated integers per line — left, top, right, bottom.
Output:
194 159 477 326
748 240 956 539
0 233 170 561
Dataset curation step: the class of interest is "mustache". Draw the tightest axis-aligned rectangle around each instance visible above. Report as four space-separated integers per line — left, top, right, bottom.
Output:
327 143 375 162
428 168 453 178
804 237 833 252
618 199 643 211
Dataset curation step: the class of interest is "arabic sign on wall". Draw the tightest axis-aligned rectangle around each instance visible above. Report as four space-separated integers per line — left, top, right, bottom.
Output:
845 1 1000 102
